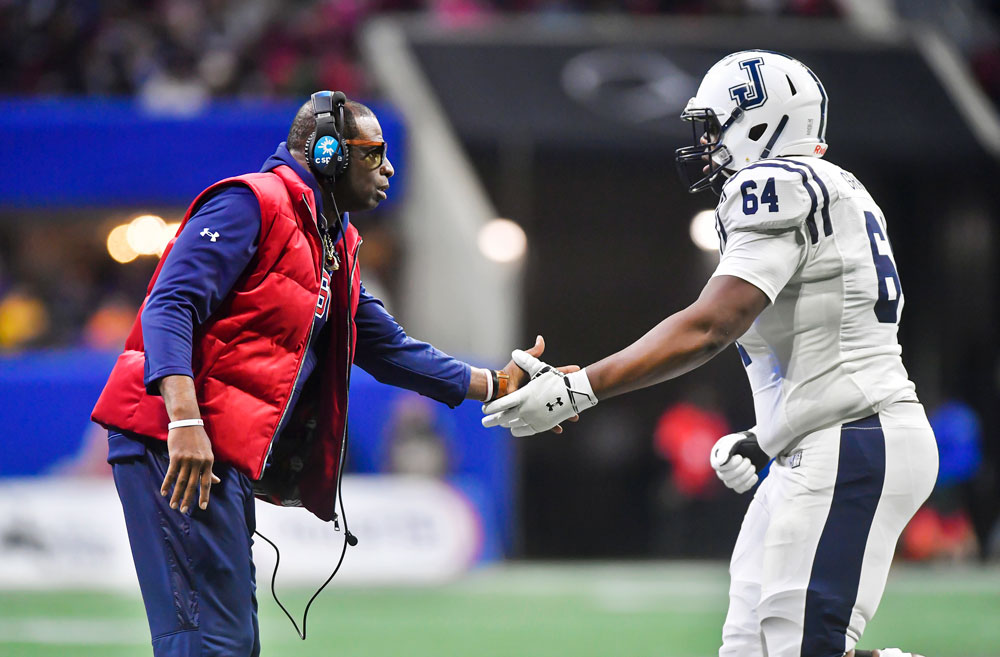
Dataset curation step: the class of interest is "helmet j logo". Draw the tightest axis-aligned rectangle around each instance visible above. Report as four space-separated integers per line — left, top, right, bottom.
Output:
314 135 340 166
729 57 767 110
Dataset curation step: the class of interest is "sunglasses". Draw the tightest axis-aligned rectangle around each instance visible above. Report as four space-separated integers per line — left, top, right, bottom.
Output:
344 139 388 170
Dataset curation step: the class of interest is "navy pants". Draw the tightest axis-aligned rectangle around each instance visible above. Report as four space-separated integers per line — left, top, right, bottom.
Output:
112 441 261 656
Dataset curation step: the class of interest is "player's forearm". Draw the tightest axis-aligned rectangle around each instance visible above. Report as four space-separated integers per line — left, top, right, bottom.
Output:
587 276 769 400
158 374 202 421
586 305 734 400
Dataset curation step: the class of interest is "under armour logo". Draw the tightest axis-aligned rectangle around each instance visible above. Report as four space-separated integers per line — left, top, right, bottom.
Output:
200 228 220 242
546 397 563 412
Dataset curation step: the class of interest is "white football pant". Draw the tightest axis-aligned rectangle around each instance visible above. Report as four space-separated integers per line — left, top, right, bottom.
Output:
720 400 938 657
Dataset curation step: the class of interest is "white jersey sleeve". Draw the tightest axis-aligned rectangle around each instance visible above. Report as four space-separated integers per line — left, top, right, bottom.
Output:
712 228 806 302
711 163 814 301
717 162 818 233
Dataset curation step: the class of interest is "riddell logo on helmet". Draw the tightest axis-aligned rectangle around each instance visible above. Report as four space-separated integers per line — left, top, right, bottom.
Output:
814 144 828 155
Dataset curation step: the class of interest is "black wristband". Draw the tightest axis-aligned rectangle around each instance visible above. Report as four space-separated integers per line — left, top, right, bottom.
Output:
732 431 771 472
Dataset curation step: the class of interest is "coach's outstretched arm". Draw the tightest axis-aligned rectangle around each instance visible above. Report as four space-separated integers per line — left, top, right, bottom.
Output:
482 275 768 436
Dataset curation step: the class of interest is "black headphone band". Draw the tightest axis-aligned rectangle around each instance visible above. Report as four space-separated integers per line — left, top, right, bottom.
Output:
312 90 333 115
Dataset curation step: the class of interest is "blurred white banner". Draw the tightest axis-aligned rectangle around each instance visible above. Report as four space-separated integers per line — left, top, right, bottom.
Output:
0 476 482 590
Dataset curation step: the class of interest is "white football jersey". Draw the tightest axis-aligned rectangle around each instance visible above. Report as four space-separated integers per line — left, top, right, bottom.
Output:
712 156 918 456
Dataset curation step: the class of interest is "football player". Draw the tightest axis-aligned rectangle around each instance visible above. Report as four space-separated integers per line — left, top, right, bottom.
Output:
484 51 935 657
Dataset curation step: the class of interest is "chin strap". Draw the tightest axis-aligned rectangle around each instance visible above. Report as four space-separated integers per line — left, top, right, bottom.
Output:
759 114 789 159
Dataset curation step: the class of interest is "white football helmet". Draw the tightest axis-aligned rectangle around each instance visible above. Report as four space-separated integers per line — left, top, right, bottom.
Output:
675 50 829 193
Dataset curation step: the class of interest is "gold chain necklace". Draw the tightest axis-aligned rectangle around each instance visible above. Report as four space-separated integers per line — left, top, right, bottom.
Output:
321 231 340 270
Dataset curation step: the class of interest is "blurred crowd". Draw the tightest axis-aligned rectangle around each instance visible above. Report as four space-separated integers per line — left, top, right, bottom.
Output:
2 0 837 107
5 0 999 107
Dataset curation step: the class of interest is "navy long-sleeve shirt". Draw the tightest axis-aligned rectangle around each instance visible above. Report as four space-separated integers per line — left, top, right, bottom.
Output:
109 143 470 462
140 186 262 389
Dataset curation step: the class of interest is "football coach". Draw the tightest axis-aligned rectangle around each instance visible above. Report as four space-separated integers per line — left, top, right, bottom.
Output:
92 91 543 656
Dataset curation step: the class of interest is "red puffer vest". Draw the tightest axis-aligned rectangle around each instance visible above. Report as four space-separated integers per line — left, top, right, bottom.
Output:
92 164 361 521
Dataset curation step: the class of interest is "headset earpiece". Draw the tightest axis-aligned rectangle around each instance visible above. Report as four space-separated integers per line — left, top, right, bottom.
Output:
305 90 350 182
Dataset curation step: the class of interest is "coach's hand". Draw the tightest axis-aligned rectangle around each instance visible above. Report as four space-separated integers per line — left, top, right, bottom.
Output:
158 375 221 514
710 431 767 494
163 424 221 514
502 335 547 395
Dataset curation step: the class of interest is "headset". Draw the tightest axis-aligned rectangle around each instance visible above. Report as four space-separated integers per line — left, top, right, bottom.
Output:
304 90 350 182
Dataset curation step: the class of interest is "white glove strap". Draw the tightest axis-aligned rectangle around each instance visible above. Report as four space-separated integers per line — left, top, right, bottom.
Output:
167 419 205 430
563 369 598 413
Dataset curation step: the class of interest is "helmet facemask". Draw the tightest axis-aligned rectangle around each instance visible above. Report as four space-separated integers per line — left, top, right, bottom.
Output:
675 105 740 195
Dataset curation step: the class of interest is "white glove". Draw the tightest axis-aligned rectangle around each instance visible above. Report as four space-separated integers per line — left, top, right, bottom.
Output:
482 350 597 437
710 431 761 494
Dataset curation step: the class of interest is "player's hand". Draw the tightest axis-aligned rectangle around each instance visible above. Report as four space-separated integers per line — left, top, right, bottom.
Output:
498 337 580 434
500 348 583 434
161 424 221 514
482 350 596 437
710 431 767 494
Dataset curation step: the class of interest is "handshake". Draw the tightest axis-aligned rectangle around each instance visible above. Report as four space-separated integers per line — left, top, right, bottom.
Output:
481 348 596 437
482 346 770 494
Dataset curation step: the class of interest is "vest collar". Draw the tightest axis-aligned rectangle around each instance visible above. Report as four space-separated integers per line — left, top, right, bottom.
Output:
261 141 351 236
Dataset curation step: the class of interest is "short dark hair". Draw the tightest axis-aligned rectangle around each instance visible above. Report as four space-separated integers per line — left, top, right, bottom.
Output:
287 97 375 153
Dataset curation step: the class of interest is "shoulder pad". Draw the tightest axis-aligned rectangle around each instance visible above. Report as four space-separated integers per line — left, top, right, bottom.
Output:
718 160 820 234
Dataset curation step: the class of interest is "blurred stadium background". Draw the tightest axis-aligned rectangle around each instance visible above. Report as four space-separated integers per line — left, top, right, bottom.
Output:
1 0 999 655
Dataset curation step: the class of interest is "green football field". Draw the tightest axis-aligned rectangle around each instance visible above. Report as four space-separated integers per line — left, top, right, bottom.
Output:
1 562 998 657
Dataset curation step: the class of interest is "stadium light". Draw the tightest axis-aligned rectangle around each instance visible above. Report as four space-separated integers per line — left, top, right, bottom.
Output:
689 209 719 252
126 214 168 255
107 224 139 263
478 218 527 263
110 215 179 262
